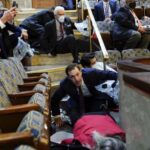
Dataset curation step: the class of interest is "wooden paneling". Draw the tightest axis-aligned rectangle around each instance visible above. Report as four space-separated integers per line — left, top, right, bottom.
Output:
32 0 66 8
32 0 54 8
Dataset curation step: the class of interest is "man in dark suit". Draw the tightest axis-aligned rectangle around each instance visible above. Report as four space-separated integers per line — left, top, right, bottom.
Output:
42 6 79 63
19 8 54 50
51 63 118 127
112 0 150 49
94 0 119 21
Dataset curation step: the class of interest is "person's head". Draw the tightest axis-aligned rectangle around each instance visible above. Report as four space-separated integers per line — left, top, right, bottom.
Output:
126 0 136 10
54 6 65 23
80 52 97 68
65 63 82 87
103 0 109 2
92 131 126 150
100 138 126 150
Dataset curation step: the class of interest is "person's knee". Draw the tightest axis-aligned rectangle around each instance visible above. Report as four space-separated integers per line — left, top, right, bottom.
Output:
142 33 150 41
132 31 141 41
67 34 75 40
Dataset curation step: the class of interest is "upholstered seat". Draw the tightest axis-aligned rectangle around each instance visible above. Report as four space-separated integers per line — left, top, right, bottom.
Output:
0 60 49 96
0 111 50 150
96 50 122 65
0 81 47 115
9 57 50 84
15 145 36 150
121 49 150 59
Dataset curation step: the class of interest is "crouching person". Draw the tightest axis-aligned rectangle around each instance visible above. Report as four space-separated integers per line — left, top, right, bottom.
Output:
51 63 118 127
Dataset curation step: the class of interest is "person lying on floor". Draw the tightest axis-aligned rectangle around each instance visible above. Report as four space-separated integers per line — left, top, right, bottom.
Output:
52 113 126 150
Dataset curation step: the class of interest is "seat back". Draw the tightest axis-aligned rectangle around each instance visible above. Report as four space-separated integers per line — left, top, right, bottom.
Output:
134 7 144 19
96 50 121 65
15 145 36 150
9 57 28 79
17 110 50 149
121 49 150 59
0 61 19 94
0 81 11 108
0 59 24 85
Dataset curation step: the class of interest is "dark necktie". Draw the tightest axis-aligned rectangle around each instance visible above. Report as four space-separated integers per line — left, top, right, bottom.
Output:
60 23 64 39
78 86 85 115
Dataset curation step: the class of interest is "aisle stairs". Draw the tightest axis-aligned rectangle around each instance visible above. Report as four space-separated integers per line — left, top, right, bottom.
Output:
14 8 83 93
26 53 78 94
14 8 78 26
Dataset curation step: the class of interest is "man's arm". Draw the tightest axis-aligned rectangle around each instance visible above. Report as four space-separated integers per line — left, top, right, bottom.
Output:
85 68 118 82
51 83 67 127
114 8 138 30
51 84 67 116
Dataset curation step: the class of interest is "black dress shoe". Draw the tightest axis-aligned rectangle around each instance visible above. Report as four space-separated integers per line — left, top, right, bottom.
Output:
72 59 80 64
48 53 57 57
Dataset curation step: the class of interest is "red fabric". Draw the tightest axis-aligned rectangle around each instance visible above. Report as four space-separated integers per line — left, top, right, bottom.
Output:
91 32 97 41
61 138 74 144
73 115 125 148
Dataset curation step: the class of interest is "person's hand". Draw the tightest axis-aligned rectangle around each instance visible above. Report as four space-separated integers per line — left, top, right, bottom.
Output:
1 7 17 24
138 25 146 33
54 115 64 127
105 17 111 22
21 29 28 40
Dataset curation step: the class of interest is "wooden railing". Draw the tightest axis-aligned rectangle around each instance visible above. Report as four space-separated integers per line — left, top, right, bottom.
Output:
82 0 109 69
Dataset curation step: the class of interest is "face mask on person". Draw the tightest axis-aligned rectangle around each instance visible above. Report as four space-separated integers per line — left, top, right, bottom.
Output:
58 15 65 23
128 2 136 9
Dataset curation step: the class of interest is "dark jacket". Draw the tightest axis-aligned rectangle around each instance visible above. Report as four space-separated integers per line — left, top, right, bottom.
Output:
94 0 119 21
44 17 76 52
51 68 117 116
0 23 21 58
20 9 54 37
112 6 138 41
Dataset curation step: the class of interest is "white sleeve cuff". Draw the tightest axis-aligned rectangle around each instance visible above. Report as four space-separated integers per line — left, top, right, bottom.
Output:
0 20 6 29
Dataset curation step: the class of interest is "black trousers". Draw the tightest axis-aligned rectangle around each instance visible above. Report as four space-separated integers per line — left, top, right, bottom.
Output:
55 35 79 62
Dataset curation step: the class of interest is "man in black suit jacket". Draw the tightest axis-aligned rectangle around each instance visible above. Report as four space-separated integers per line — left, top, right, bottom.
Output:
42 6 79 63
112 0 150 50
51 63 118 127
20 8 54 50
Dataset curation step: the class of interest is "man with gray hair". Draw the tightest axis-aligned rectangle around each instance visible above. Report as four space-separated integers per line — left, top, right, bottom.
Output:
43 6 79 63
112 0 150 50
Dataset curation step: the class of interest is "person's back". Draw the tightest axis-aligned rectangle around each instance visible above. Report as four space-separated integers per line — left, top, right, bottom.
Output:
20 9 54 51
21 9 54 27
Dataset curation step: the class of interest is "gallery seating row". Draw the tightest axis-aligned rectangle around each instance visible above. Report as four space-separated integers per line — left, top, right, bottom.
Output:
0 57 51 150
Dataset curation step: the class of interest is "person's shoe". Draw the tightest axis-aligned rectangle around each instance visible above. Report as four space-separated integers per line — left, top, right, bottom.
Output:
72 59 80 64
48 53 57 57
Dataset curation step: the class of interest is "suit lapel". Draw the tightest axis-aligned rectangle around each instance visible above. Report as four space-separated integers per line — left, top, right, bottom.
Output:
100 2 105 18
